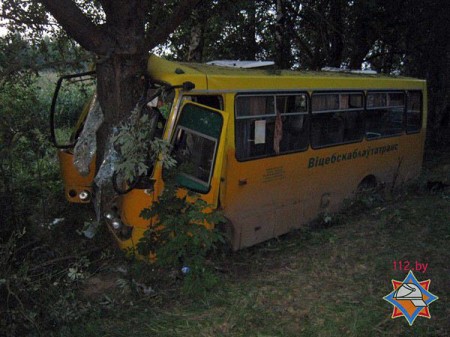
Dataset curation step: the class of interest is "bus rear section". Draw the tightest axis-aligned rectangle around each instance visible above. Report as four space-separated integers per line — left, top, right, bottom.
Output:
220 87 426 250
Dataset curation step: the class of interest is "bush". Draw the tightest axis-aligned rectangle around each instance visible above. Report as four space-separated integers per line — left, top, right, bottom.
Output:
0 74 103 336
137 172 226 296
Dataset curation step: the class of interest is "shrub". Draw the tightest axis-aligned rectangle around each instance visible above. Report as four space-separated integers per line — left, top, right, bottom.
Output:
137 172 226 296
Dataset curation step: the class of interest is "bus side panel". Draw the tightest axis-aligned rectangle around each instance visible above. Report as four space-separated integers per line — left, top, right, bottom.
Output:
58 150 95 203
223 150 309 249
222 131 425 250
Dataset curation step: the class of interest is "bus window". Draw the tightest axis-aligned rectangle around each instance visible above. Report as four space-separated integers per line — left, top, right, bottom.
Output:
172 103 222 193
235 93 308 160
406 91 422 133
311 92 364 148
181 95 223 110
276 95 309 153
366 91 405 139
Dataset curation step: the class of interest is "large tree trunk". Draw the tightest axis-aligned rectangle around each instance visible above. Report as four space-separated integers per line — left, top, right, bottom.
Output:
328 0 344 68
275 0 291 69
95 53 147 165
94 52 147 210
187 9 205 62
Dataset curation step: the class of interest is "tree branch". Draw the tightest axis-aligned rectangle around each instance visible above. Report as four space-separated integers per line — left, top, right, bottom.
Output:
37 0 115 55
145 0 202 50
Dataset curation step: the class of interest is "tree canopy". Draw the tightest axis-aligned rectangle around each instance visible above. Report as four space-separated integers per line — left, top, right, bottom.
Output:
1 0 449 144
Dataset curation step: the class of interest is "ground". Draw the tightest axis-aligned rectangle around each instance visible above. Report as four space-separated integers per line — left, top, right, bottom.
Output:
55 149 450 336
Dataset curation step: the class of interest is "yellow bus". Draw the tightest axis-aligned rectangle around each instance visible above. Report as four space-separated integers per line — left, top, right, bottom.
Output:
51 55 426 251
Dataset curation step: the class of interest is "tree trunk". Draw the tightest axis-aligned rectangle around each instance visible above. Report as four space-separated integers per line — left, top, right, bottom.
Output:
94 52 147 209
187 9 205 62
275 0 291 69
245 0 259 60
328 0 344 68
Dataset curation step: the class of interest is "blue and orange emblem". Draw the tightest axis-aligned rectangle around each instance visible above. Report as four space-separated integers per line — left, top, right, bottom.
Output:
383 270 439 325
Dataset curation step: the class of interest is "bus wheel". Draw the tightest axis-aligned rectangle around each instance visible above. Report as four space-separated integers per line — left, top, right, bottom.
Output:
357 175 377 193
216 219 234 253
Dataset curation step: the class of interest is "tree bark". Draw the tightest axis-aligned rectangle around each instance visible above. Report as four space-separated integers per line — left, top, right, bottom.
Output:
38 0 114 55
36 0 202 211
275 0 286 68
328 0 344 68
187 8 205 62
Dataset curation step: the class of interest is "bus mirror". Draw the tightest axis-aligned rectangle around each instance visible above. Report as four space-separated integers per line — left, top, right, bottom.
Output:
182 81 195 91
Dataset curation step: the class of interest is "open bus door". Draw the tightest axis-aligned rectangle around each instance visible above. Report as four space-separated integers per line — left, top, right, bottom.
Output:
50 71 97 203
50 71 180 205
170 101 227 208
112 100 228 250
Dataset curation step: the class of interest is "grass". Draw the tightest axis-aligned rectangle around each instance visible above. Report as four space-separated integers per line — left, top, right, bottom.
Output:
51 151 450 337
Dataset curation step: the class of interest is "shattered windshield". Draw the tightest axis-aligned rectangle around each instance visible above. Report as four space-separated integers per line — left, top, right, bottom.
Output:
146 85 175 120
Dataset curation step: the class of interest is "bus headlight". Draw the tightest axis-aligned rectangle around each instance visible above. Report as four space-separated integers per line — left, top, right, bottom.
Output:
105 212 114 220
104 209 131 239
111 219 122 230
79 190 91 201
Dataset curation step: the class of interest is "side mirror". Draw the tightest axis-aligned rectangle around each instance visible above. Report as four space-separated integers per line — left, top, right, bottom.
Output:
182 81 195 91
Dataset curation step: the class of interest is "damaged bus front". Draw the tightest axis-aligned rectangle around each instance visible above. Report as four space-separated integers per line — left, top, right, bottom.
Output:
51 55 426 252
50 55 226 251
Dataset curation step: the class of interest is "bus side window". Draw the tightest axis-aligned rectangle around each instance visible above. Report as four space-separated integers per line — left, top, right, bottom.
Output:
235 93 308 160
406 91 422 133
311 92 364 148
235 95 275 159
277 95 309 153
366 91 405 139
182 95 223 110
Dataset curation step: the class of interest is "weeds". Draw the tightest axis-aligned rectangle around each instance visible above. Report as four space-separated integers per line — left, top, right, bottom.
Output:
137 171 226 297
0 76 116 336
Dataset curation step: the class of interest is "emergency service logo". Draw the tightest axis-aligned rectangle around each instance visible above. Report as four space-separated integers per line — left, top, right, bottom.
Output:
383 270 439 325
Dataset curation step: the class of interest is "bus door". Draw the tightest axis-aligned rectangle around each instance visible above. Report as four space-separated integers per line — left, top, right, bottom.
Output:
50 73 176 203
50 71 97 203
223 93 310 249
170 101 227 209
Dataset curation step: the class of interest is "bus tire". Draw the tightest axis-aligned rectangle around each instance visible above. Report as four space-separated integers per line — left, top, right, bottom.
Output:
357 175 377 193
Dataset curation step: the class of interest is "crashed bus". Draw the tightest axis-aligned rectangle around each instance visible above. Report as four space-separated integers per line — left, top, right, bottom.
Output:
50 55 427 251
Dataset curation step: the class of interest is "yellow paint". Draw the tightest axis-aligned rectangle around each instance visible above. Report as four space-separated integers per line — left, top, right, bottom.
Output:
57 55 427 251
57 150 95 203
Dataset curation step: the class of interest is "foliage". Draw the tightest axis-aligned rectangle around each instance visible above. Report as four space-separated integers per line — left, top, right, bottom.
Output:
137 170 226 296
1 80 55 232
0 55 104 335
112 108 176 184
48 152 450 336
161 0 449 143
0 223 116 336
161 0 269 62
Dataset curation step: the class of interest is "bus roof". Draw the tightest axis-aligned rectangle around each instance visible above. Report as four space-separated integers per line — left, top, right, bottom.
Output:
147 55 425 92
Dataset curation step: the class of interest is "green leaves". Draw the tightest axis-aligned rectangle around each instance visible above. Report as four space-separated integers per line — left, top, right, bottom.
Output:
137 171 226 295
112 107 174 184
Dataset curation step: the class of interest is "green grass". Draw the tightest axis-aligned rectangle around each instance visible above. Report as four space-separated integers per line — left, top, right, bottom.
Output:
52 153 450 337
